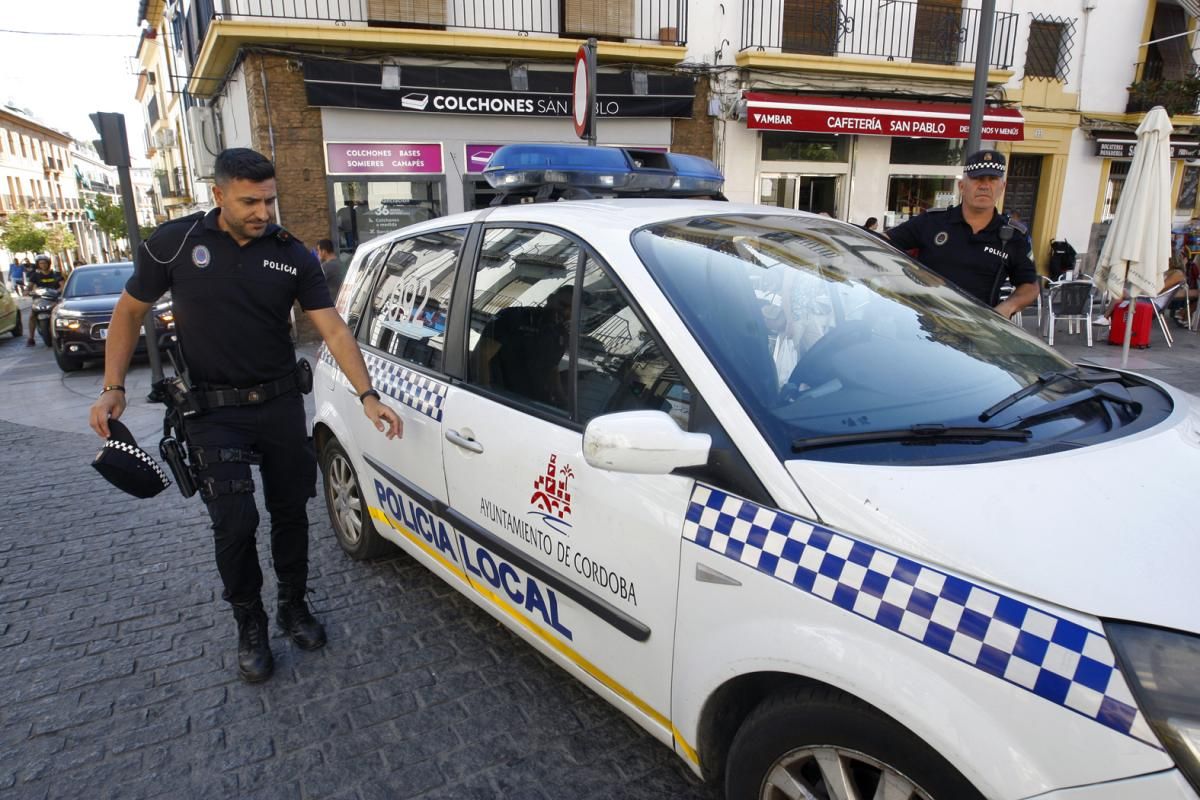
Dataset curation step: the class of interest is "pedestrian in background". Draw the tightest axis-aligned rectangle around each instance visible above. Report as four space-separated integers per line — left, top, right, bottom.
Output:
89 148 402 684
8 259 22 296
317 238 343 299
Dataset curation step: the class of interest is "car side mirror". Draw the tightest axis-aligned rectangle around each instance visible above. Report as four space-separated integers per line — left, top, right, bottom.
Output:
583 411 711 475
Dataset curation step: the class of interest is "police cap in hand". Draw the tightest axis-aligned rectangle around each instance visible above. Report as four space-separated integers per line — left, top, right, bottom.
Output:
92 419 172 499
963 149 1007 178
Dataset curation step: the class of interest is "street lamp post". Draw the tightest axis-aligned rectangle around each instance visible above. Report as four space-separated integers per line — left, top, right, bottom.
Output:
966 0 998 155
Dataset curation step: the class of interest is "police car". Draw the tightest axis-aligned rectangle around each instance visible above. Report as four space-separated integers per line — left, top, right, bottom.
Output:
313 145 1200 800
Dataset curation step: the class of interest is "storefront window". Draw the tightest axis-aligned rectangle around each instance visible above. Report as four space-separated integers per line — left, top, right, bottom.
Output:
1103 161 1130 222
759 174 840 215
332 179 443 254
889 138 966 166
1177 165 1200 213
761 132 848 162
885 175 957 228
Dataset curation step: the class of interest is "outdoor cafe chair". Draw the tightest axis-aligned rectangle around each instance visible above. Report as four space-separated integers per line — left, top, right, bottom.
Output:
1044 279 1095 346
1144 283 1183 348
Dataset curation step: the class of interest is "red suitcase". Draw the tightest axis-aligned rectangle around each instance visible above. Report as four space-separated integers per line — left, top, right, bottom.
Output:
1108 300 1153 348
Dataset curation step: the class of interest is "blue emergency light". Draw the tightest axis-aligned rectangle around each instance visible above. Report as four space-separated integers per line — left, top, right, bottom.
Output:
482 144 724 201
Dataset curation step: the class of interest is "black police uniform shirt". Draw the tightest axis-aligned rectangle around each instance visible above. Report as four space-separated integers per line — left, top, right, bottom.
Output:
126 209 333 388
886 205 1037 306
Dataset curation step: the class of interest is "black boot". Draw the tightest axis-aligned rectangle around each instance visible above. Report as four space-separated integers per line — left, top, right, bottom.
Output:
276 585 326 650
231 599 274 683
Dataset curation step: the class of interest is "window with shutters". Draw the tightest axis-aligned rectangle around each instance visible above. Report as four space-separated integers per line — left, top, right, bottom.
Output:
1025 15 1076 81
912 0 962 66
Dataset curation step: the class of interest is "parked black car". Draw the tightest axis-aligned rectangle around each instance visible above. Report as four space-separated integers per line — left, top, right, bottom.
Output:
50 262 175 372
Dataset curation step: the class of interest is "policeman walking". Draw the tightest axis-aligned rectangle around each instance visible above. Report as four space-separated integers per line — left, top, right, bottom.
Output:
886 150 1039 318
89 148 402 684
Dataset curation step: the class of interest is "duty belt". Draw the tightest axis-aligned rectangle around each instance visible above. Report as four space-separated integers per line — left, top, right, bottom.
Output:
199 372 299 409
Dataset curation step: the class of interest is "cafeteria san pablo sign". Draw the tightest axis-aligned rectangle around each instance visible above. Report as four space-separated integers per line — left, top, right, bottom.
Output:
303 59 693 119
1093 139 1200 160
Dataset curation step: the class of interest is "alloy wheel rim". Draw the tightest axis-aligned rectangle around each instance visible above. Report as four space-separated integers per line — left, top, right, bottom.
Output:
759 746 932 800
328 454 362 545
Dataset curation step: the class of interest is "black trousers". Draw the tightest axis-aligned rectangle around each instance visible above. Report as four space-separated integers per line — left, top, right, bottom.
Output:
186 390 317 606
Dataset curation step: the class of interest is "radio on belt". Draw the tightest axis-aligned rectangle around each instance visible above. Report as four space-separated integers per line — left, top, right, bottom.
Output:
481 144 725 203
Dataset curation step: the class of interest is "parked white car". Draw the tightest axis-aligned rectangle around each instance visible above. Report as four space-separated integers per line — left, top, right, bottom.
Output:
312 146 1200 800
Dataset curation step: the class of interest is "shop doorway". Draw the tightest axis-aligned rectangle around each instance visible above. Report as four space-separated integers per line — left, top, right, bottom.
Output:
758 174 840 216
1005 154 1042 235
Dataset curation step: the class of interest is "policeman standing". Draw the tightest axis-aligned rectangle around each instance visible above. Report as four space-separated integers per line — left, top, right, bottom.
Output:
88 148 402 684
886 150 1039 318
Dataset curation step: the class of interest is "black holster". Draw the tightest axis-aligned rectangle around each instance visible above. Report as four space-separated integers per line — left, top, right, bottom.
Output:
160 434 198 498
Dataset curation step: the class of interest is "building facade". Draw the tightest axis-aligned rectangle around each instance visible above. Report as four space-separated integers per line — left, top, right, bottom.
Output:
141 0 703 255
701 0 1200 270
0 104 89 267
138 0 1199 272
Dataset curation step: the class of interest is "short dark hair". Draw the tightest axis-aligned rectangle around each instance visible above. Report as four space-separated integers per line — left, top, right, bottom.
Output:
214 148 275 185
317 238 335 253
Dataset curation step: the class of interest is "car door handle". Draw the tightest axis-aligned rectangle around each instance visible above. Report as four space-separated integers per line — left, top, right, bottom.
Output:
445 429 484 454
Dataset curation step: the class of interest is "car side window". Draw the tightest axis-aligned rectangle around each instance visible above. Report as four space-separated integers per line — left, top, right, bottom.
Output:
359 228 466 373
344 243 390 333
576 256 691 429
466 227 580 418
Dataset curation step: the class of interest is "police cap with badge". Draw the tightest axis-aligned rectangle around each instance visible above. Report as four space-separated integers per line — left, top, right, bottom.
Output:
963 149 1007 178
92 418 172 499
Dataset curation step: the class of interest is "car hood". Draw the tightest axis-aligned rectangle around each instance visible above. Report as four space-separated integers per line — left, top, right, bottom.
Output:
59 294 121 314
785 383 1200 635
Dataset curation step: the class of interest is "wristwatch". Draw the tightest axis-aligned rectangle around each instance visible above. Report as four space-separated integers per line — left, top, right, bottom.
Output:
358 388 381 405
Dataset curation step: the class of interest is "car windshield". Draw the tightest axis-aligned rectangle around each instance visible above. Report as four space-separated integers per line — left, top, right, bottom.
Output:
632 213 1094 464
65 266 133 298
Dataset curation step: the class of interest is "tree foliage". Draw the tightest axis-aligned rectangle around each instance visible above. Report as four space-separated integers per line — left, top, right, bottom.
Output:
45 224 77 256
89 195 128 240
0 210 48 255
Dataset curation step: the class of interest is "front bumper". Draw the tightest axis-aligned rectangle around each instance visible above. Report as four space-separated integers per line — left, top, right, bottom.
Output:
56 329 177 359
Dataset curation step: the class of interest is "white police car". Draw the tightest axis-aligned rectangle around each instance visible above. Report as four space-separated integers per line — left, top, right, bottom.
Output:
313 144 1200 799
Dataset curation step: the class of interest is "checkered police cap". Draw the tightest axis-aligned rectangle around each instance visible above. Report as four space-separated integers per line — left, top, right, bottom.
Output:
963 149 1007 178
92 419 171 499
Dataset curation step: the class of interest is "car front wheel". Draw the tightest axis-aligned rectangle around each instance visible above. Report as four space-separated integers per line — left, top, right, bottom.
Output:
319 438 392 559
724 687 983 800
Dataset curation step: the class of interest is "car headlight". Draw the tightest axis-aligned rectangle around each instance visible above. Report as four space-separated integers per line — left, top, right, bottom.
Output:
54 317 82 330
156 310 175 328
1105 622 1200 792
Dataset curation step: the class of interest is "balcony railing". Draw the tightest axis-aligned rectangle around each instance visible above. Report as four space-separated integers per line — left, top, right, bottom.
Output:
208 0 687 46
1127 61 1200 115
740 0 1018 70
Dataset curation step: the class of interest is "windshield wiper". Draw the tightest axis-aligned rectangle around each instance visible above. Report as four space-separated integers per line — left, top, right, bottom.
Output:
791 424 1031 453
1001 384 1138 428
978 368 1123 422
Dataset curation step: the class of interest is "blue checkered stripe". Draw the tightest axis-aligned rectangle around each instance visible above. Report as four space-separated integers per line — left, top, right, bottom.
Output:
317 346 447 422
683 484 1158 747
363 353 447 422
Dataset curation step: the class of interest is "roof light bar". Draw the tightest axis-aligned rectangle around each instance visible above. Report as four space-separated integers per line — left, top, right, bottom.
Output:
482 144 724 199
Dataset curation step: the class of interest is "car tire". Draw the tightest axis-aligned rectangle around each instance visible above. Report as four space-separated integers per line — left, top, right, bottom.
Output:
11 312 21 337
319 438 392 560
724 686 984 800
54 343 83 372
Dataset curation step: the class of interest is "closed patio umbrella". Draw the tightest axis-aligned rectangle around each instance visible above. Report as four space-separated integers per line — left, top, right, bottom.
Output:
1094 106 1174 366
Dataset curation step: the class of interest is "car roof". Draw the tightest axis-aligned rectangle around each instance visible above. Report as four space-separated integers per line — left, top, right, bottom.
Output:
72 262 134 271
363 200 824 248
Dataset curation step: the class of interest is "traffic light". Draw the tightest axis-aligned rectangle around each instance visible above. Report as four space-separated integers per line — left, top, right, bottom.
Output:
90 112 130 168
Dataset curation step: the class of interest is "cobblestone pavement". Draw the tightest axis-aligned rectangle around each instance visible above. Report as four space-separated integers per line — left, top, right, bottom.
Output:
0 331 719 799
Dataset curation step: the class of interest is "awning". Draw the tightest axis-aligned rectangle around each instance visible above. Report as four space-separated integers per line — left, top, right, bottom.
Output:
744 93 1025 142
